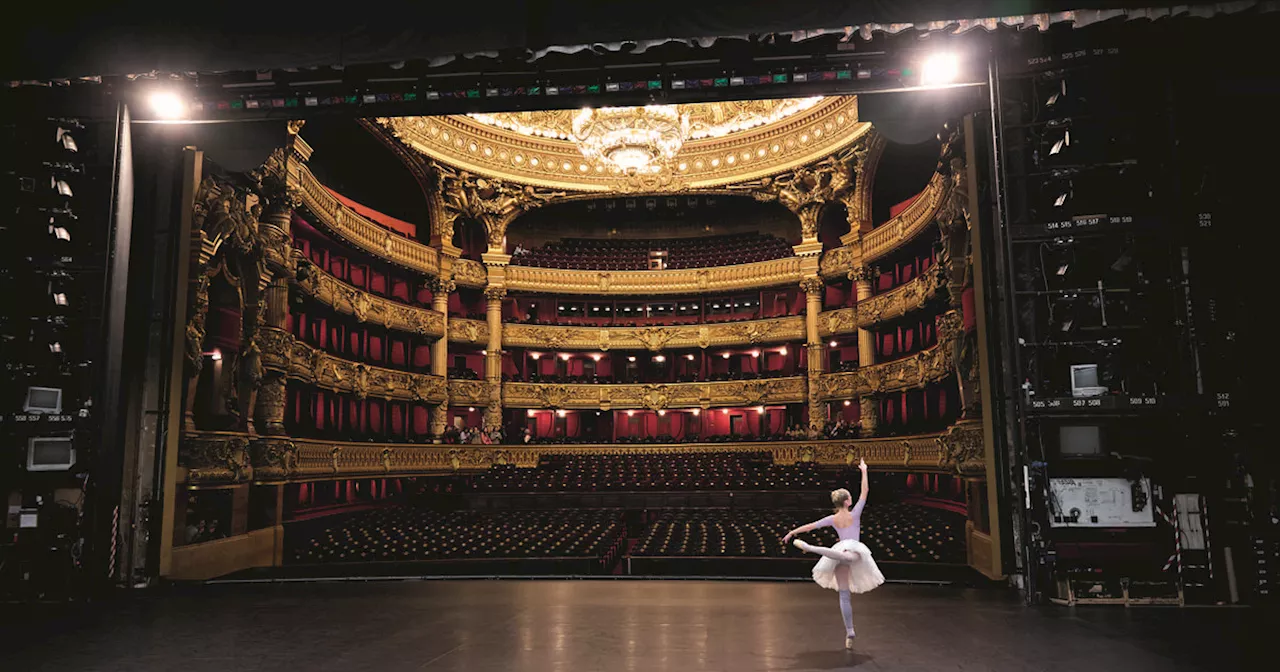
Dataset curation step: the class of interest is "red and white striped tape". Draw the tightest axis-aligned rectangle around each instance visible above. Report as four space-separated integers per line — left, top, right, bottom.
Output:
1155 500 1180 573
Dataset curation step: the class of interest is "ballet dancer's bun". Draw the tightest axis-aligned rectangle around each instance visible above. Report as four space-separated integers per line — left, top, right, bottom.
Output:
831 488 852 509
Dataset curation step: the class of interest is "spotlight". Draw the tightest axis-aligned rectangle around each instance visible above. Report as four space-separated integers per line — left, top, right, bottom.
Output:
52 292 69 306
921 53 960 87
50 226 71 241
149 91 188 120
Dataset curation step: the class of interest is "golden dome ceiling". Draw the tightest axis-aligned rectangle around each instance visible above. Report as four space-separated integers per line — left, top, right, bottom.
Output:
377 95 869 194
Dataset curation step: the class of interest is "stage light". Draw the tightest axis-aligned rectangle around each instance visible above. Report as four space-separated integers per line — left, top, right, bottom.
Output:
52 292 68 306
921 53 960 87
149 91 188 120
48 342 62 354
51 225 70 241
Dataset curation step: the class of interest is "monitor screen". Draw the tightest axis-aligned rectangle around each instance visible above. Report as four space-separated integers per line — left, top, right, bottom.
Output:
24 386 63 414
1070 365 1099 388
1059 425 1102 456
28 436 75 471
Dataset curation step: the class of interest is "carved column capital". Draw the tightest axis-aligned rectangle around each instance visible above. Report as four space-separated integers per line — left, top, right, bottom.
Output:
483 286 508 303
848 265 876 284
800 277 826 297
428 276 457 295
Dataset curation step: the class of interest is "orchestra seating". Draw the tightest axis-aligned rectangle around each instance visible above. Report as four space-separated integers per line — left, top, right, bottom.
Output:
630 504 966 564
290 508 626 574
511 232 793 270
470 453 824 492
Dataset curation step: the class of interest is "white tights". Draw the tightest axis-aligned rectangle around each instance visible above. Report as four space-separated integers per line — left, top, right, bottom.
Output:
795 540 858 637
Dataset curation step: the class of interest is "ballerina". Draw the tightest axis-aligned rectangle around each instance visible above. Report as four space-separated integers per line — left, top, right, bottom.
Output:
783 458 885 650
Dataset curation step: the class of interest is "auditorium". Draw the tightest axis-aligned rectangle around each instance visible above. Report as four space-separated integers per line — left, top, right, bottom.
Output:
0 2 1272 670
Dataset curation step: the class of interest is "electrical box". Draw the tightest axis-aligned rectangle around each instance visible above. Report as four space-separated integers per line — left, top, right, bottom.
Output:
1048 477 1155 528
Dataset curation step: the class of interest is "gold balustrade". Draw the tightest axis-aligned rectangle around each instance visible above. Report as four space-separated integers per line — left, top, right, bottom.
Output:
819 171 950 279
503 256 803 296
297 264 445 338
818 267 948 337
286 339 447 404
178 420 985 484
497 316 805 351
816 341 953 400
502 376 807 410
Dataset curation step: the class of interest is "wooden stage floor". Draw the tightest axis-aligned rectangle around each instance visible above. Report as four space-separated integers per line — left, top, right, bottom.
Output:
0 580 1259 671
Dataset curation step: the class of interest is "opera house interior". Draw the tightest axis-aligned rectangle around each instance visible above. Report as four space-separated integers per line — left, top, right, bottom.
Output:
0 2 1274 669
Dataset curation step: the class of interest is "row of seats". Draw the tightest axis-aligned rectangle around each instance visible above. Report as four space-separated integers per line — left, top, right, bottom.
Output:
511 232 793 270
470 453 824 491
632 504 965 563
292 508 625 564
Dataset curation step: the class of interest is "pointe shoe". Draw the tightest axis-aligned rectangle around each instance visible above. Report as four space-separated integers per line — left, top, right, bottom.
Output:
845 634 856 650
792 539 808 551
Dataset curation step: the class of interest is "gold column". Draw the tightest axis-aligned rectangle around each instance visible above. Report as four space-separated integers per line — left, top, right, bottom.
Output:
801 277 826 436
850 266 876 368
429 277 454 439
483 286 506 431
254 199 294 436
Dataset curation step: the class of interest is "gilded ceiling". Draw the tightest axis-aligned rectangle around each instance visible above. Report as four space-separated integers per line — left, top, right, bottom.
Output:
377 95 870 193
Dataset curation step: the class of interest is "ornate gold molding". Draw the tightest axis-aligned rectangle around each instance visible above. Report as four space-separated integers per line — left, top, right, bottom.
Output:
504 256 803 296
861 171 948 262
448 318 490 345
296 264 445 338
287 339 446 403
289 161 442 276
816 313 962 400
818 267 949 337
452 259 488 287
503 376 806 410
500 317 804 351
178 420 985 484
447 379 491 406
378 98 870 194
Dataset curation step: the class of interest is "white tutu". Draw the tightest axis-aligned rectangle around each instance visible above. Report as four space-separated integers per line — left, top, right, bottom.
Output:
810 539 885 593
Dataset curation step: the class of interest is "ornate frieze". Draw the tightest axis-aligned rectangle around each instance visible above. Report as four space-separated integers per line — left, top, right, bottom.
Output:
447 379 490 406
500 317 804 351
296 265 445 337
502 376 806 410
179 421 984 484
503 256 803 295
818 267 949 337
448 318 489 345
452 259 488 287
287 340 446 404
816 313 961 400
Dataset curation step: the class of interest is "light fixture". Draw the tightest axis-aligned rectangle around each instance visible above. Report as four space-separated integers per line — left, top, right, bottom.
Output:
691 408 701 416
209 349 222 361
722 408 730 415
627 410 635 417
48 342 62 354
560 353 571 361
722 353 730 359
829 341 839 348
756 406 766 414
481 349 488 356
843 400 852 407
628 356 637 362
531 353 542 360
149 91 188 120
921 53 960 87
571 105 690 172
556 409 567 418
52 292 69 306
686 354 695 361
50 226 70 241
751 350 760 358
779 347 788 356
468 407 476 412
654 355 666 363
658 410 666 417
591 354 602 362
527 409 537 417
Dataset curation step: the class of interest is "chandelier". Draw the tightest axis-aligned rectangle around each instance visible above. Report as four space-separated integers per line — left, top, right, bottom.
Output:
571 105 690 172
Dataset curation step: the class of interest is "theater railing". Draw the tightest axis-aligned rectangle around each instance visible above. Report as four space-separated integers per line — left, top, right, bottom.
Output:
497 316 806 350
283 339 447 403
819 171 949 278
503 256 804 296
503 376 807 410
815 340 954 400
818 267 949 337
177 420 984 485
296 263 446 338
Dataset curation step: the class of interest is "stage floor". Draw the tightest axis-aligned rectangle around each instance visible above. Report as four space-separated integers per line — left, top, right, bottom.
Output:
1 580 1258 671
